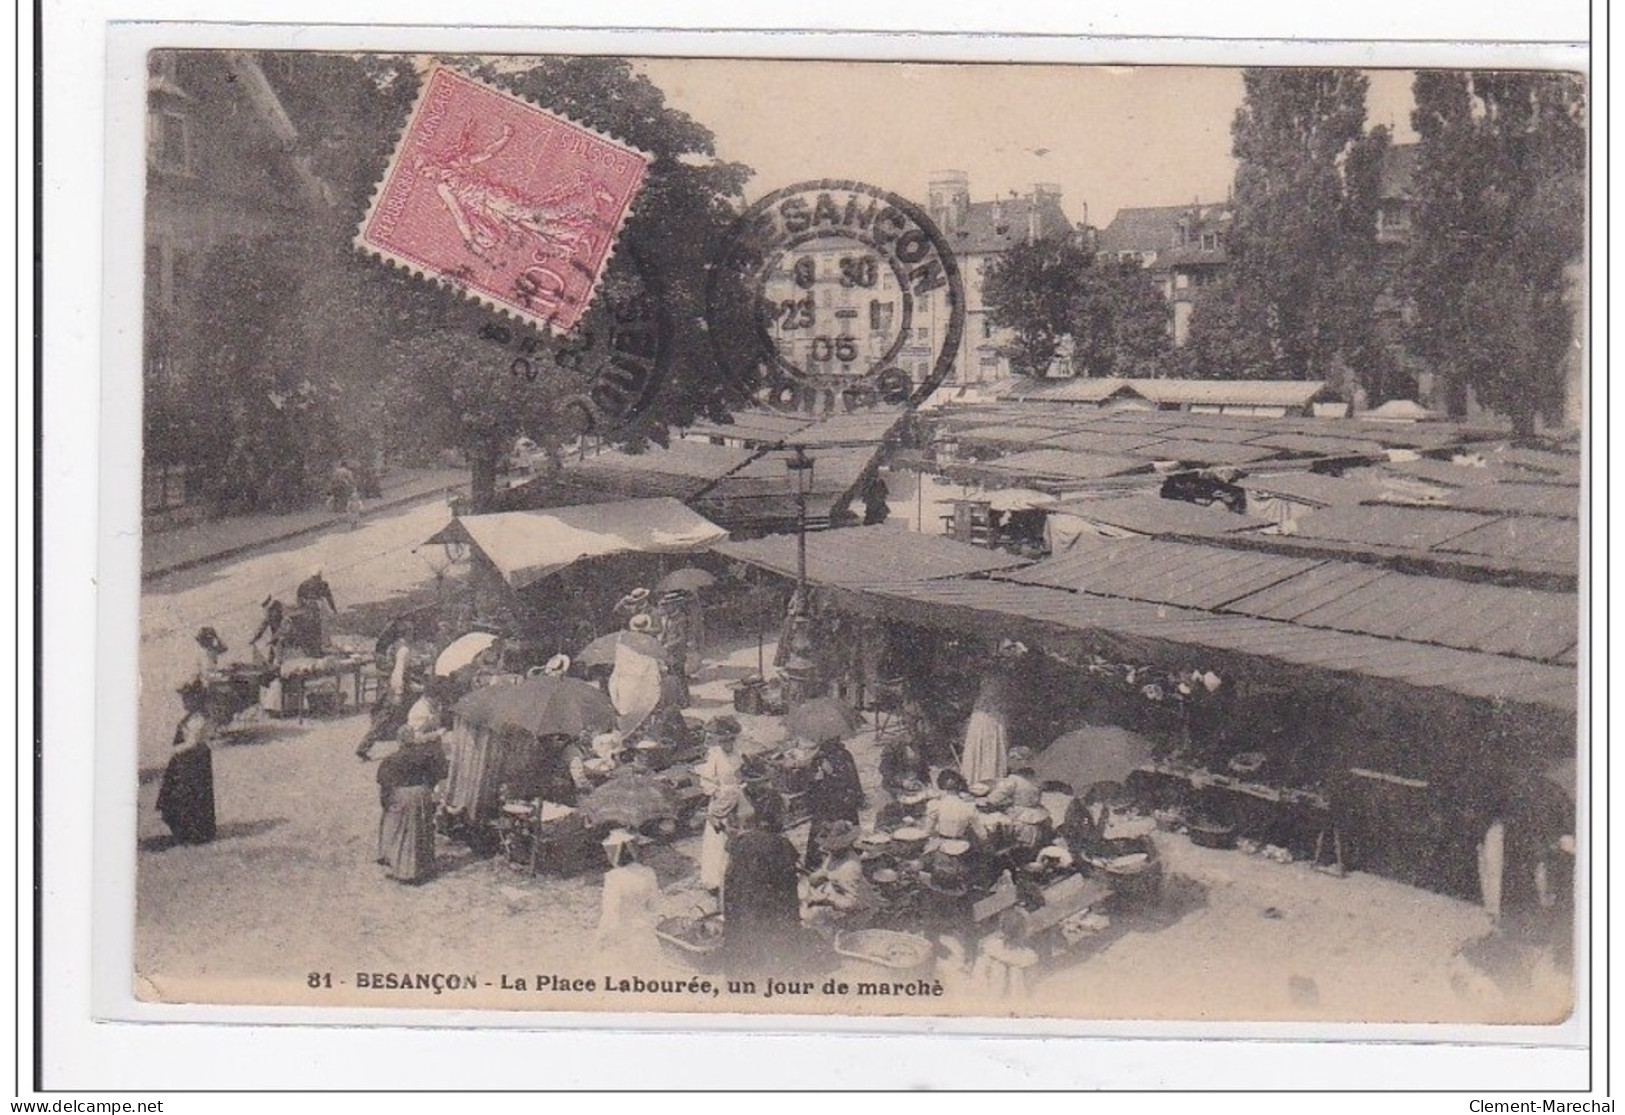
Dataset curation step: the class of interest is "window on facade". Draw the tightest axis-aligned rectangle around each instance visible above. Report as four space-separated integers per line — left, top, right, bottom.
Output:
870 300 895 333
153 111 192 174
1174 273 1190 291
1200 232 1220 251
982 318 994 340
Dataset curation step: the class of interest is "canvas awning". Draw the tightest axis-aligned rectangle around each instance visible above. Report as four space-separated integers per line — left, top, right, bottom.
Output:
427 498 727 590
714 524 1031 590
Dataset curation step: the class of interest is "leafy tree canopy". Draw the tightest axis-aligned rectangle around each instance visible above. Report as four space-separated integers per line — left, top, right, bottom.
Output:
1408 70 1585 434
982 238 1170 379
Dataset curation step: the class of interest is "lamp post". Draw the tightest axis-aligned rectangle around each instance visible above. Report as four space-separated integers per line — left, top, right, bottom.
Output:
783 446 818 706
787 446 815 596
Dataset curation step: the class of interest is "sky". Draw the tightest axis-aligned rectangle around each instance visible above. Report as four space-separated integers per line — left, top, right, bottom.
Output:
636 59 1417 229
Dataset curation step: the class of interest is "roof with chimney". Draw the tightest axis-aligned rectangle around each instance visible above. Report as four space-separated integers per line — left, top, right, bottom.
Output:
943 192 1076 255
1097 202 1233 257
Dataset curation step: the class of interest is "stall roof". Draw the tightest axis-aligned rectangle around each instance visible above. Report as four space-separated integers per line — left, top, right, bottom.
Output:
1288 504 1495 551
1380 480 1580 520
996 377 1130 403
685 410 816 444
1379 458 1518 488
786 409 908 448
1048 495 1262 538
556 441 755 500
1033 430 1171 456
431 498 728 590
953 424 1066 448
980 448 1150 482
1000 536 1321 610
1130 439 1283 466
1130 379 1328 408
1248 433 1389 458
714 524 1031 589
1435 516 1582 569
1241 472 1386 508
860 576 1577 712
1223 563 1577 663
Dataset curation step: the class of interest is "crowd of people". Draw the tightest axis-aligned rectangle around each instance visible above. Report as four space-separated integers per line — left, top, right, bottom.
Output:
149 564 1128 1000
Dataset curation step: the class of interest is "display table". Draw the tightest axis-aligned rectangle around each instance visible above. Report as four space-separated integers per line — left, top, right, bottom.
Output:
275 654 372 719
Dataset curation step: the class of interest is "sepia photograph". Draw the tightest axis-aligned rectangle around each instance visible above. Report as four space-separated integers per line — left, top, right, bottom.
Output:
126 48 1586 1025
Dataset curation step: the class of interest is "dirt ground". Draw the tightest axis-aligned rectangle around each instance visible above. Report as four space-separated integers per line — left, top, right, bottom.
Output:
133 503 1572 1023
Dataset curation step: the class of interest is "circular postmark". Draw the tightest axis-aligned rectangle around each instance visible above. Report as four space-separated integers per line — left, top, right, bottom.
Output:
707 180 965 415
473 245 672 438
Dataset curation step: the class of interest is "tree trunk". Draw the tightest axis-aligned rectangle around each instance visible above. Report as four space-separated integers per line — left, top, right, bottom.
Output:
469 445 501 513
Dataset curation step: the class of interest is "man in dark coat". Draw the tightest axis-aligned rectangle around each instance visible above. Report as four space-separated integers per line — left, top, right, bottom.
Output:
722 783 803 974
803 736 864 868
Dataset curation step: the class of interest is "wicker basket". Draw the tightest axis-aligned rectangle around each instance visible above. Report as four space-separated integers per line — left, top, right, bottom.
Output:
832 929 934 980
655 912 726 971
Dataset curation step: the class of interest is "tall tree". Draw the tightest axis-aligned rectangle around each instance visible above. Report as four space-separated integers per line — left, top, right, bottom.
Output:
1174 276 1277 380
146 52 752 513
981 237 1093 376
1407 71 1585 435
983 239 1171 377
1218 68 1388 390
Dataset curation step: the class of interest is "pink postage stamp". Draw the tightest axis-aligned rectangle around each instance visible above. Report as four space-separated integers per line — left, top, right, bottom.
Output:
356 66 651 333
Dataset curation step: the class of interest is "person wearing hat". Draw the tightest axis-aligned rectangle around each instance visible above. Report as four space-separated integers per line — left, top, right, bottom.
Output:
156 681 218 846
403 678 449 743
290 567 338 658
723 782 803 973
615 586 652 614
802 821 877 929
193 626 228 682
375 725 449 884
357 634 415 761
656 589 692 678
926 769 987 844
803 735 864 869
878 735 930 798
594 829 659 959
695 716 744 895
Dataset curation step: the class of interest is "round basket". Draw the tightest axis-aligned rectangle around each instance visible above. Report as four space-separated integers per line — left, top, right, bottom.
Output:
833 929 934 980
890 827 928 857
1188 818 1236 850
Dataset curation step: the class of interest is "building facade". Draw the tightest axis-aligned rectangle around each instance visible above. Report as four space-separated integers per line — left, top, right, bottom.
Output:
1096 201 1233 348
922 171 1083 387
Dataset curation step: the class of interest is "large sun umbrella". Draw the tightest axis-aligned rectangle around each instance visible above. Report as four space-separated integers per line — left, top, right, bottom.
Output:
1033 725 1155 792
579 771 679 830
785 696 865 743
655 567 717 594
577 630 669 669
435 631 499 677
453 675 617 737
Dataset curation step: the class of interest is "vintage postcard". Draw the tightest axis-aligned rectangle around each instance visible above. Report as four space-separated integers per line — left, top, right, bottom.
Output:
127 48 1586 1026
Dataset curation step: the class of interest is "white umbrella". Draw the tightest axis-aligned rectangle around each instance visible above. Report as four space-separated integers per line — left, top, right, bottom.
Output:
435 631 499 676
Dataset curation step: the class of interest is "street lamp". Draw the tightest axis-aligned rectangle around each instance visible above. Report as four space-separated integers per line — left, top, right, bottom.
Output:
782 445 818 707
786 445 815 595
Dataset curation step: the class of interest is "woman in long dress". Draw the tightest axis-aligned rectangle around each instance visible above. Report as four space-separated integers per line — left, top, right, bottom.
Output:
695 716 744 896
376 730 449 884
157 686 217 845
961 659 1014 785
722 784 804 974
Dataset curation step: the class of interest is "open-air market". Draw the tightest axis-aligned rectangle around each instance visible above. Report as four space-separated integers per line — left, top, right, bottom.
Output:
135 52 1584 1022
